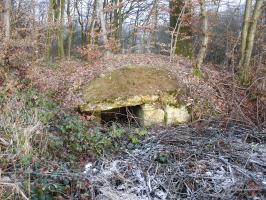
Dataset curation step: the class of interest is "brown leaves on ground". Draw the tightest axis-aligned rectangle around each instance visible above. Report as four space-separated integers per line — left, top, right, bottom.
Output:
26 53 265 127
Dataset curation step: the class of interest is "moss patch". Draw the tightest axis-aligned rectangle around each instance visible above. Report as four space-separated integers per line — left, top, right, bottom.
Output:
81 66 183 112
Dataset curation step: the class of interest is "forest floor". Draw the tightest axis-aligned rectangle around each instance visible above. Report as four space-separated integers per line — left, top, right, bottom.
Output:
85 123 266 200
0 53 265 199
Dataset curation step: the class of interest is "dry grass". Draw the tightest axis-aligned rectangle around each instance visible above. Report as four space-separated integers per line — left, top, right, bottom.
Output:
0 77 51 199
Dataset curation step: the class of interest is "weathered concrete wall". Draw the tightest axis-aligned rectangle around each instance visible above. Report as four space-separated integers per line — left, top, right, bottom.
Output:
138 104 190 127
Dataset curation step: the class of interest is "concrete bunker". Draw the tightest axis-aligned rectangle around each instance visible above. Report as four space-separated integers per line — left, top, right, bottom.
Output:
80 66 190 126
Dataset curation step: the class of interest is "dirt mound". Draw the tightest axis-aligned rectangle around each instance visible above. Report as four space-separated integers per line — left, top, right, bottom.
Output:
27 54 219 114
26 53 265 126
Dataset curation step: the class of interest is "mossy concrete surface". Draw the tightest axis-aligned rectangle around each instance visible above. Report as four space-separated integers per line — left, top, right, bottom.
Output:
138 104 190 127
80 66 190 126
80 66 182 111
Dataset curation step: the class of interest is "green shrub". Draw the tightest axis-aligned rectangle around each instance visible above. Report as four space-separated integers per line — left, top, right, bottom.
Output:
53 113 91 160
0 84 149 199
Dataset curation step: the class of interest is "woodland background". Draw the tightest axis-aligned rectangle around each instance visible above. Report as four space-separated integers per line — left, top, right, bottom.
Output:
0 0 265 199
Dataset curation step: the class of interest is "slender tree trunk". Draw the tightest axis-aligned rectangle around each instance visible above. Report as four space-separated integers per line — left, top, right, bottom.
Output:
75 0 86 46
194 0 208 71
66 0 73 59
3 0 11 40
88 0 97 45
113 0 123 41
117 0 123 45
170 0 192 57
46 0 54 60
46 0 65 60
153 0 158 50
239 0 252 68
133 1 140 49
113 0 118 38
239 0 264 85
170 2 187 58
97 0 109 54
57 0 65 59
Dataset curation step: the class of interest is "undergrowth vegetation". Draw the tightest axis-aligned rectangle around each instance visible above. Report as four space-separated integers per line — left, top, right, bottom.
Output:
0 77 147 199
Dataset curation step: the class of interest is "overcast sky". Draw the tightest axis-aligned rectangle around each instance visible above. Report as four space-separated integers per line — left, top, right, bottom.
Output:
221 0 245 6
215 0 245 12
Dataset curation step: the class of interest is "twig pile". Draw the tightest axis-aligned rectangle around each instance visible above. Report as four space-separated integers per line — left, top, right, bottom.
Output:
85 122 266 199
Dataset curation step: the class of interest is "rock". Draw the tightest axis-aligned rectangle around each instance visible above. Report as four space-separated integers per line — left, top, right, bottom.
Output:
154 189 167 200
138 104 165 127
164 105 190 125
95 194 112 200
0 176 11 182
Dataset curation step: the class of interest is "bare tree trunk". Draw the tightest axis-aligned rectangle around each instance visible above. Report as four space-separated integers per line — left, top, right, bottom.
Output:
66 0 73 59
57 0 65 59
239 0 252 68
170 2 187 59
113 0 122 41
146 32 151 53
46 0 54 60
88 0 97 45
239 0 264 85
75 0 87 45
117 0 123 46
133 0 140 50
170 0 192 57
46 0 65 60
3 0 10 40
194 0 208 71
96 0 109 54
153 0 158 50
